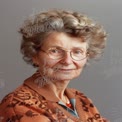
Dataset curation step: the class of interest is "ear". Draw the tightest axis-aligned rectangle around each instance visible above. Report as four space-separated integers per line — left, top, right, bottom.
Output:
32 55 39 66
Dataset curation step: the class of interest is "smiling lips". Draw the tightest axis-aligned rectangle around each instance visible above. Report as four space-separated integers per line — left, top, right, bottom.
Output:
53 67 76 72
58 69 75 72
60 69 73 70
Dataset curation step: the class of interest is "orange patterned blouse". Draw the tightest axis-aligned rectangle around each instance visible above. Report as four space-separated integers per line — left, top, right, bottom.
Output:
0 73 108 122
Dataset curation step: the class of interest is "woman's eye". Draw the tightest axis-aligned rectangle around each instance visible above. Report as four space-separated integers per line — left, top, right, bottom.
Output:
73 50 83 55
50 49 61 53
51 49 57 53
74 50 81 53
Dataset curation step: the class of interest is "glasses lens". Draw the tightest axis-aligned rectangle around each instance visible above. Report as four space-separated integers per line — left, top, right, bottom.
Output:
71 54 86 60
48 48 64 59
71 49 86 60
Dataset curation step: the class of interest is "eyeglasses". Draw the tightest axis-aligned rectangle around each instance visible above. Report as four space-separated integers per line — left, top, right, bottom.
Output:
40 47 89 61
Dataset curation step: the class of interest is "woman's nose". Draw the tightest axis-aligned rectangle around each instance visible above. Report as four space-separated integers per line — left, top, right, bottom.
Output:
60 52 73 64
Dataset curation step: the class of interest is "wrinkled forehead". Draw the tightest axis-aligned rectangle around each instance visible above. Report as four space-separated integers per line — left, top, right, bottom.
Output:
41 32 88 50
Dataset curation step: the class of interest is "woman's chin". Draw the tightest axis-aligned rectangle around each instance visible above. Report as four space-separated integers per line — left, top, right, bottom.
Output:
48 73 78 81
44 69 82 81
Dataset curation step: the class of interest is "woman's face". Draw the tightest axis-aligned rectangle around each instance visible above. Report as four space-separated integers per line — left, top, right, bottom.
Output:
33 32 88 81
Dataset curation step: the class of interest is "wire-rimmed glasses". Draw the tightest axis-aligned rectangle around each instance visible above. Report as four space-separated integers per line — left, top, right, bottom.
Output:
40 47 89 61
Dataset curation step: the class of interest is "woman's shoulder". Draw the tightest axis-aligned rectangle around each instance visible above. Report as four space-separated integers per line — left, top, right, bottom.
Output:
0 92 14 109
0 84 50 122
67 88 89 98
0 84 24 106
0 84 37 110
67 88 94 105
0 84 44 106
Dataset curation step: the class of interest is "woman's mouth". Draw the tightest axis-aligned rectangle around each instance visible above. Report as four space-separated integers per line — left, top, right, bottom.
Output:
60 69 73 70
57 69 74 72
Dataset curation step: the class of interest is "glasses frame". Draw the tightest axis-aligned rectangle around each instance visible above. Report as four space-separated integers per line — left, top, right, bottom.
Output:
40 47 89 61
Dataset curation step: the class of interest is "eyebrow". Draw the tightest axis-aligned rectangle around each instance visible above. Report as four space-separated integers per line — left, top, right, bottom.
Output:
48 46 86 51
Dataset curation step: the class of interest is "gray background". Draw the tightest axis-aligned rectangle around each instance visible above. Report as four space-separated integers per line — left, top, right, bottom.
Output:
0 0 122 121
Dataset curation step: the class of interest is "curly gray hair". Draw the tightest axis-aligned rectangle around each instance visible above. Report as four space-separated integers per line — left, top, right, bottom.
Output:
19 9 107 67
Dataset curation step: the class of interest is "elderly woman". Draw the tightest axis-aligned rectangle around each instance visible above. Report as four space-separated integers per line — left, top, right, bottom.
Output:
0 10 108 122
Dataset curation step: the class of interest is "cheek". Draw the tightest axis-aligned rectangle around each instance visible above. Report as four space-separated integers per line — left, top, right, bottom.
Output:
38 58 59 72
72 60 87 77
43 59 59 67
76 59 87 69
74 62 86 78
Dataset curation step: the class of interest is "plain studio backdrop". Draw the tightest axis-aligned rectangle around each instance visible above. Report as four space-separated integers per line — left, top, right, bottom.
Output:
0 0 122 121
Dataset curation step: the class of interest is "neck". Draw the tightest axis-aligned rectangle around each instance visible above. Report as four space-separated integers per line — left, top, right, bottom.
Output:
44 79 70 100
